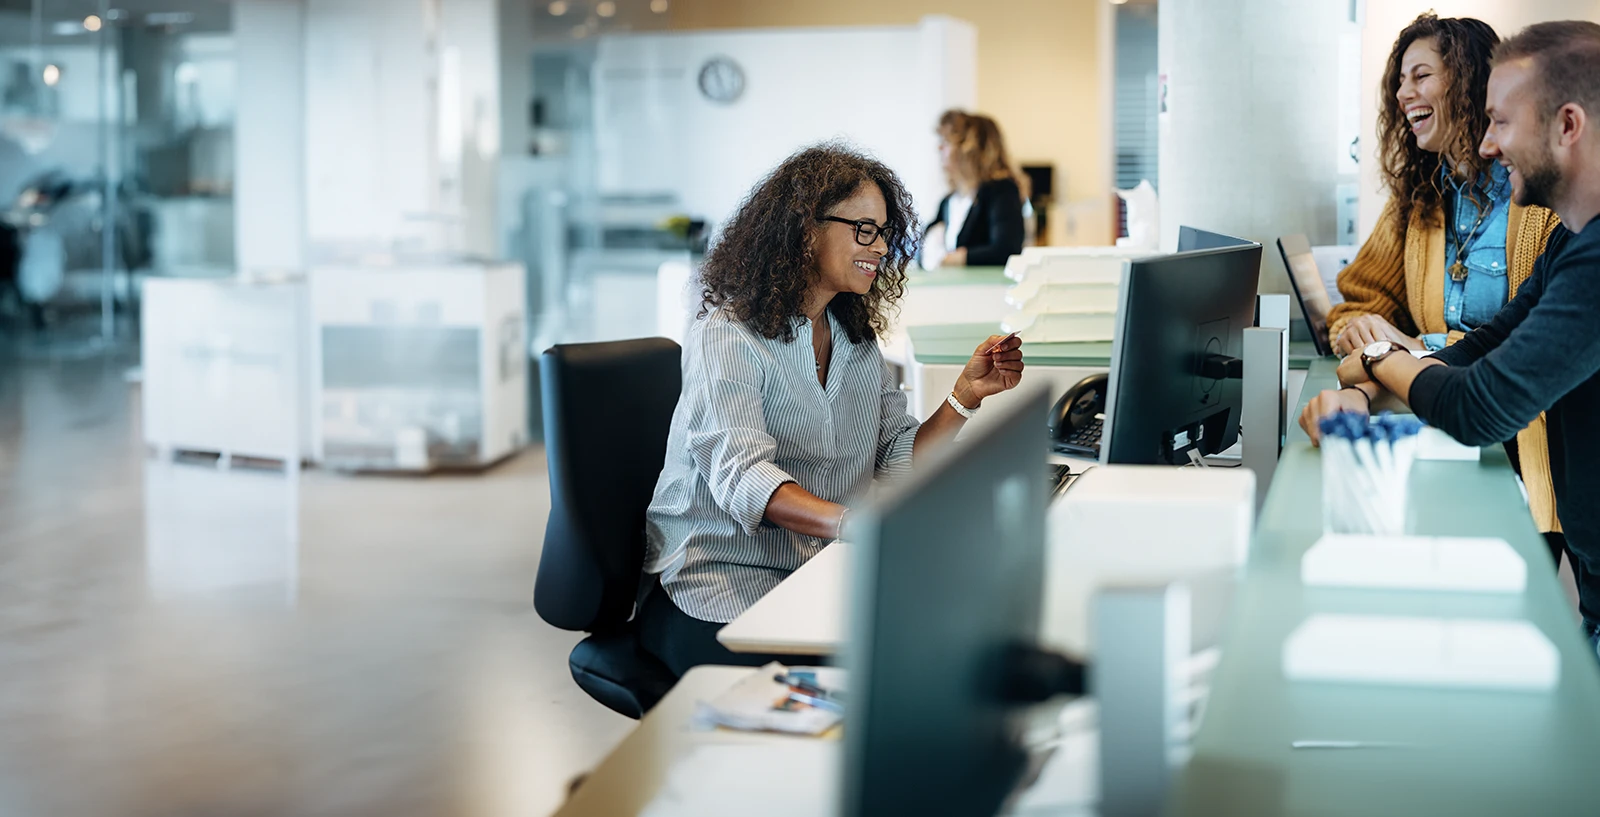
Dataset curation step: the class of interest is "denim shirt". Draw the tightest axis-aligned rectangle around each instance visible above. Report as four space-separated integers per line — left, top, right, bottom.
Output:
1422 163 1512 351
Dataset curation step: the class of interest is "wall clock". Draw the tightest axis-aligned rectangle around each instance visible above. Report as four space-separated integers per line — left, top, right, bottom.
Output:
697 56 745 104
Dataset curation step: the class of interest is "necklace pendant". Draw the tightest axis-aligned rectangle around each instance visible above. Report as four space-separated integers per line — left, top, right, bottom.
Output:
1449 261 1468 282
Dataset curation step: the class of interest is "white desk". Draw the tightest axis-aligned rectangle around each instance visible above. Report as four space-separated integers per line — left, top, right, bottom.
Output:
716 542 850 655
550 665 823 817
554 664 1097 817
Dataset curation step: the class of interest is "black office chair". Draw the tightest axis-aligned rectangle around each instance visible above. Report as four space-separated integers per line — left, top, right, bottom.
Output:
535 337 682 719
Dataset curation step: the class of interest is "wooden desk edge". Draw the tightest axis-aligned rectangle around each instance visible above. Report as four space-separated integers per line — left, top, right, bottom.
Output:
551 665 777 817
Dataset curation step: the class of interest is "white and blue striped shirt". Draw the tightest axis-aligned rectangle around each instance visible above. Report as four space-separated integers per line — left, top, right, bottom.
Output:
644 307 921 623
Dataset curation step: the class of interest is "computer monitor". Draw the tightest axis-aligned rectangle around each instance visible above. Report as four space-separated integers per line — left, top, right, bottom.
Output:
1276 234 1335 357
1177 226 1254 252
1100 243 1264 466
841 384 1079 817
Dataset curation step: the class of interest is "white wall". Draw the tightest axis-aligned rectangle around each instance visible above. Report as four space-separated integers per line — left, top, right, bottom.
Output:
1159 0 1354 293
234 0 306 272
591 16 977 231
301 0 500 261
1358 0 1600 241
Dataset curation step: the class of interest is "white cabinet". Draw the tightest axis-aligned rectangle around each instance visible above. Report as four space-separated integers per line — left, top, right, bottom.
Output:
141 276 312 464
309 262 527 471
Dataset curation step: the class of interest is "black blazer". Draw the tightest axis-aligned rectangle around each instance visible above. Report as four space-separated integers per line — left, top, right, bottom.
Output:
928 177 1025 267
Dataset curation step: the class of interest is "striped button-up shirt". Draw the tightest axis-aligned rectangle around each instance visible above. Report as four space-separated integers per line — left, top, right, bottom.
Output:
644 308 922 623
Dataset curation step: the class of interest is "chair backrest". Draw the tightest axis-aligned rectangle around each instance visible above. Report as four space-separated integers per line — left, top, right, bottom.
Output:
535 337 682 633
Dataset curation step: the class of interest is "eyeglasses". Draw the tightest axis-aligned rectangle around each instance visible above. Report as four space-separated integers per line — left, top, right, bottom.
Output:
818 216 891 247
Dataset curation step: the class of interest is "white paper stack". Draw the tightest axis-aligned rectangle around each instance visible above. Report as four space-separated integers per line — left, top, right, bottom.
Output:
1415 426 1482 461
1001 253 1143 343
1301 533 1526 593
1001 311 1119 344
1283 614 1559 691
1005 261 1126 306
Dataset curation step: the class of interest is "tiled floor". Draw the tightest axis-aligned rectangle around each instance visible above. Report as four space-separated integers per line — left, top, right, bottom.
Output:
0 337 634 816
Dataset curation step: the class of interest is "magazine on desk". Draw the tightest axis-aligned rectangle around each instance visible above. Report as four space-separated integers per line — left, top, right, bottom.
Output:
692 662 848 736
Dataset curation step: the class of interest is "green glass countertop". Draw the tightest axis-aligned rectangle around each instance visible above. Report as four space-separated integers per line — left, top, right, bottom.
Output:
905 322 1325 369
1167 358 1600 816
904 266 1012 287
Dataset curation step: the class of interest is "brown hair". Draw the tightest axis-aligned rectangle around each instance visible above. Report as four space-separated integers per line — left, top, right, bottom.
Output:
698 143 917 345
1378 13 1500 227
938 109 1026 197
1493 21 1600 125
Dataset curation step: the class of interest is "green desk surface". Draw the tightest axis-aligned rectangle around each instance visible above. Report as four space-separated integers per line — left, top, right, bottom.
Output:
905 322 1326 370
905 266 1012 287
1168 358 1600 816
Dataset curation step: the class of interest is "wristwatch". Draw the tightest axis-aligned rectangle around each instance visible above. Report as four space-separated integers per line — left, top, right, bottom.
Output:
1360 340 1407 379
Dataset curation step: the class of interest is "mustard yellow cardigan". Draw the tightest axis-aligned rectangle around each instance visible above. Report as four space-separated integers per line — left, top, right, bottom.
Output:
1328 197 1563 534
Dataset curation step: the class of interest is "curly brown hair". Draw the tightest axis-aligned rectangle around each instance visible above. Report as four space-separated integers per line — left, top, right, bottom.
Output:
698 143 918 345
1378 13 1501 227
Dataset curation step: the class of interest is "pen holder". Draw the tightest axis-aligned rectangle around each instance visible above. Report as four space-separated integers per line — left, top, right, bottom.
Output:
1319 412 1423 536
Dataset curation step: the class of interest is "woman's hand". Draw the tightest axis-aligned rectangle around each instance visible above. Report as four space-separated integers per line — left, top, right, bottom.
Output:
1299 387 1373 447
1331 315 1423 356
954 334 1025 407
941 247 969 267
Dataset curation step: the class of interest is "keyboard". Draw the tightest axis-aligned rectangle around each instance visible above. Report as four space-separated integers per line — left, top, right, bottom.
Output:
1053 416 1103 459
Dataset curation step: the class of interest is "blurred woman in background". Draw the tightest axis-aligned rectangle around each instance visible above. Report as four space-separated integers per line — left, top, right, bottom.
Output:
924 111 1027 268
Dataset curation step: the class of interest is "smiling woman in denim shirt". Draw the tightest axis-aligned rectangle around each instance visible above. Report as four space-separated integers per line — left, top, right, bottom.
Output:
1326 13 1566 567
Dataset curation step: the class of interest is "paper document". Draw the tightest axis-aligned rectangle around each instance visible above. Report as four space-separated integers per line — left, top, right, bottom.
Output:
693 662 847 735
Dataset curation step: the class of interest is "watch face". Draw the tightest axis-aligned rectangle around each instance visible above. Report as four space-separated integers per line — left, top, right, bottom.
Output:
1364 340 1393 358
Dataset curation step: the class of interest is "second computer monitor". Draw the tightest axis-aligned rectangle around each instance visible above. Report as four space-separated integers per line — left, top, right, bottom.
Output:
1100 243 1263 466
1177 226 1255 252
841 385 1051 817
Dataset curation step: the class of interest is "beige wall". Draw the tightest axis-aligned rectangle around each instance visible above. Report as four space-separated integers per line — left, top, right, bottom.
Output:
668 0 1115 245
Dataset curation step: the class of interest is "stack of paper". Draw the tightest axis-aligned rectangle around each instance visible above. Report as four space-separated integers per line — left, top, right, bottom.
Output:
1282 614 1559 691
1301 534 1526 593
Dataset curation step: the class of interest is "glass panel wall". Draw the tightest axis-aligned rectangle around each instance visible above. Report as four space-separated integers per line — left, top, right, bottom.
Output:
0 0 235 356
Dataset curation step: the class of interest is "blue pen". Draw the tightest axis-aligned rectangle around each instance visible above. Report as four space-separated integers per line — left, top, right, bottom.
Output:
785 690 844 713
775 672 845 702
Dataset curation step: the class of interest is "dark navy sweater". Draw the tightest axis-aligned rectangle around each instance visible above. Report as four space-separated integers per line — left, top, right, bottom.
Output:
1411 217 1600 620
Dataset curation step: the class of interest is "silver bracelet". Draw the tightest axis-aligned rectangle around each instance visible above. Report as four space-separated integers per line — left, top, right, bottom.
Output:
946 391 978 419
835 507 850 539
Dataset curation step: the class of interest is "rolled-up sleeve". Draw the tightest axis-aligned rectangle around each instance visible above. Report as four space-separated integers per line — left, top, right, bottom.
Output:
1410 236 1600 447
683 321 796 535
874 360 921 479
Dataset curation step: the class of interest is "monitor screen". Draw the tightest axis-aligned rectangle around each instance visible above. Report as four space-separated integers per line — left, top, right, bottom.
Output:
1277 234 1335 357
841 386 1051 817
1177 226 1254 253
1101 243 1264 465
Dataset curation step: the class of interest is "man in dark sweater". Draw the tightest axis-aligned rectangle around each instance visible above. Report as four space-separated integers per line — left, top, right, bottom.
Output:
1302 21 1600 655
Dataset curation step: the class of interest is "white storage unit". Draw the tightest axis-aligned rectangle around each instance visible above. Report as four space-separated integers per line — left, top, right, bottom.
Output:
141 276 313 465
309 262 528 471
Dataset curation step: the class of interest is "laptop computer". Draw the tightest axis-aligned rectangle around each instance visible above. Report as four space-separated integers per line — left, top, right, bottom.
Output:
1276 234 1335 357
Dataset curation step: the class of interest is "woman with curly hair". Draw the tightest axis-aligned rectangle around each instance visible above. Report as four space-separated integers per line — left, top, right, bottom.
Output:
638 143 1026 676
1326 13 1565 566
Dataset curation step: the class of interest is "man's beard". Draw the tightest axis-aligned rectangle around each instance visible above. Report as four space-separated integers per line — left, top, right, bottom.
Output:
1514 142 1564 210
